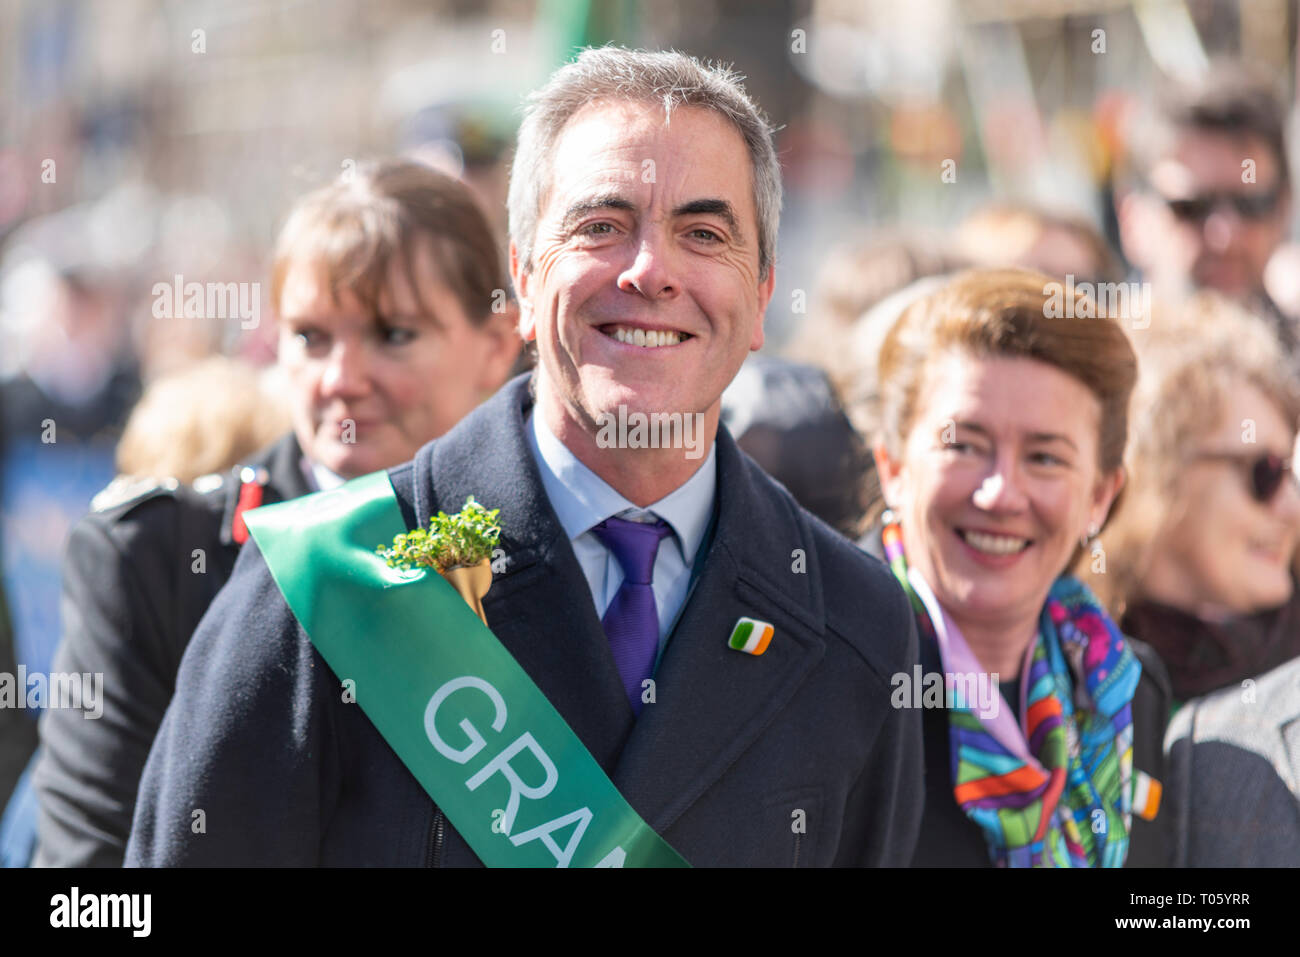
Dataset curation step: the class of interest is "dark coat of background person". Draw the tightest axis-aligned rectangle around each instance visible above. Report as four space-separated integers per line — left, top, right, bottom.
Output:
126 374 925 867
1122 589 1300 703
720 356 873 538
1164 655 1300 866
0 579 37 811
0 369 20 808
0 356 137 814
32 432 312 867
859 527 1175 867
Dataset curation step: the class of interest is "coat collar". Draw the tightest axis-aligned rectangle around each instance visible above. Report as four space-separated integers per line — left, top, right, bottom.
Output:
262 431 315 501
411 373 830 840
1122 591 1300 701
219 432 313 547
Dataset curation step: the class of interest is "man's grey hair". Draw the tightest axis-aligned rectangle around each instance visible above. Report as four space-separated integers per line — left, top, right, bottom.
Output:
507 46 782 283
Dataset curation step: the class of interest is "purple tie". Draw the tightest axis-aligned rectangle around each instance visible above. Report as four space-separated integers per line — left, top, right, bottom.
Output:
591 515 673 715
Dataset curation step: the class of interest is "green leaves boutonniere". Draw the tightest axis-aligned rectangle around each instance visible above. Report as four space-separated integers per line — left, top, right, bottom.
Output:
377 497 501 624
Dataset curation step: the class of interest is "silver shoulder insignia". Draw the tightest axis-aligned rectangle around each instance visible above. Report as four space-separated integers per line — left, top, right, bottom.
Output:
191 472 225 495
91 475 180 513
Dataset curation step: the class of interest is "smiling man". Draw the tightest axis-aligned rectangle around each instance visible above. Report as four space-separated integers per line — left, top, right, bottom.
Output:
515 97 770 505
127 47 922 868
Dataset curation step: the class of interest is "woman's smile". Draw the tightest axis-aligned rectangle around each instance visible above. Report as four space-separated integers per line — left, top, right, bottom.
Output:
954 526 1035 565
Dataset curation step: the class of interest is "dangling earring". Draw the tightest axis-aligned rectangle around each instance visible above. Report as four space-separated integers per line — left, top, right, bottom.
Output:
1079 521 1100 549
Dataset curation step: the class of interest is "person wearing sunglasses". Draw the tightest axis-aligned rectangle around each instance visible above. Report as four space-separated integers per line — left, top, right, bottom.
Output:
1115 61 1295 360
1081 293 1300 707
1081 294 1300 866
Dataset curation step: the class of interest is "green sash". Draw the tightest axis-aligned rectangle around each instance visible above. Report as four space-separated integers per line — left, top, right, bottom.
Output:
244 471 689 868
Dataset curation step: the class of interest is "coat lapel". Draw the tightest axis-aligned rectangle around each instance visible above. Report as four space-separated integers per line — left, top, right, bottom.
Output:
262 432 314 502
611 431 829 833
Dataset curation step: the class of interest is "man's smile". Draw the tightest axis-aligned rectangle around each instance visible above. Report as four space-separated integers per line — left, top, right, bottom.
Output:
596 322 694 348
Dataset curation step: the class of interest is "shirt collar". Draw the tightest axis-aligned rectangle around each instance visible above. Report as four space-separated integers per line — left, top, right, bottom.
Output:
526 408 717 564
907 566 1035 762
302 457 346 492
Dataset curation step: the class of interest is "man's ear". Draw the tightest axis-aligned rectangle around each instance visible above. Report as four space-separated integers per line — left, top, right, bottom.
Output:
477 302 524 392
750 264 776 352
873 438 906 512
508 240 536 343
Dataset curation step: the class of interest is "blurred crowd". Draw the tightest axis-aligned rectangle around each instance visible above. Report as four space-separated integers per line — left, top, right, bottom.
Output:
2 2 1300 869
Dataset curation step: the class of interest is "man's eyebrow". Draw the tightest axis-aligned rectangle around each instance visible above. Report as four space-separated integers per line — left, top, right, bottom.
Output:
673 198 739 235
560 195 636 233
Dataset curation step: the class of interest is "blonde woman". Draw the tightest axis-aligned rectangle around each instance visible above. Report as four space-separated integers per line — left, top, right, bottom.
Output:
1077 293 1300 867
1081 293 1300 701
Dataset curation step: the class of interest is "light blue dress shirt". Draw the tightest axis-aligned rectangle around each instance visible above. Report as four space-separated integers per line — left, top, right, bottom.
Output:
525 409 717 656
305 459 345 492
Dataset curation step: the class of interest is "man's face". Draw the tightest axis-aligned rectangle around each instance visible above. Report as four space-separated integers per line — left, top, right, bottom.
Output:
1124 129 1290 299
277 240 517 478
512 100 775 441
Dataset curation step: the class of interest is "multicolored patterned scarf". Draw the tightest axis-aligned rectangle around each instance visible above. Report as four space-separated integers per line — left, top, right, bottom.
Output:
883 518 1142 867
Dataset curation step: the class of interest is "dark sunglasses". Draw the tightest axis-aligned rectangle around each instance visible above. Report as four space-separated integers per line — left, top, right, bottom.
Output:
1192 450 1297 504
1164 188 1282 223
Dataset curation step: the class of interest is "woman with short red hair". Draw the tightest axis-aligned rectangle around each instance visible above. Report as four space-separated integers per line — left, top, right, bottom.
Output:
864 268 1172 867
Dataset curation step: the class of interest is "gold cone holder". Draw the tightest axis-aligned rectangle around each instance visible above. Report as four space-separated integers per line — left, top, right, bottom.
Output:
438 558 493 626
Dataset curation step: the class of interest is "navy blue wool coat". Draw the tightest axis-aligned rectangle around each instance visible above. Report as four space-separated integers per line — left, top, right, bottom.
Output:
126 374 923 867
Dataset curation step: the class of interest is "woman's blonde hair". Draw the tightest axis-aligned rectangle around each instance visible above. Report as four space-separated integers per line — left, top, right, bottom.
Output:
1078 293 1300 617
116 356 289 483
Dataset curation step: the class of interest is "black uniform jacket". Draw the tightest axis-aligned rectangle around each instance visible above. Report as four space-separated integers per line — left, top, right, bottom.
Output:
0 585 37 811
32 433 312 867
126 374 925 867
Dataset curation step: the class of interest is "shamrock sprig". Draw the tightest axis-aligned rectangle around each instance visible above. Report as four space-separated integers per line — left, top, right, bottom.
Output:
377 496 501 573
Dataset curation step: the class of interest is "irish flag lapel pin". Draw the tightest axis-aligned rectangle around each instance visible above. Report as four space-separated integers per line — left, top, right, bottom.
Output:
728 617 774 656
1132 770 1162 821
